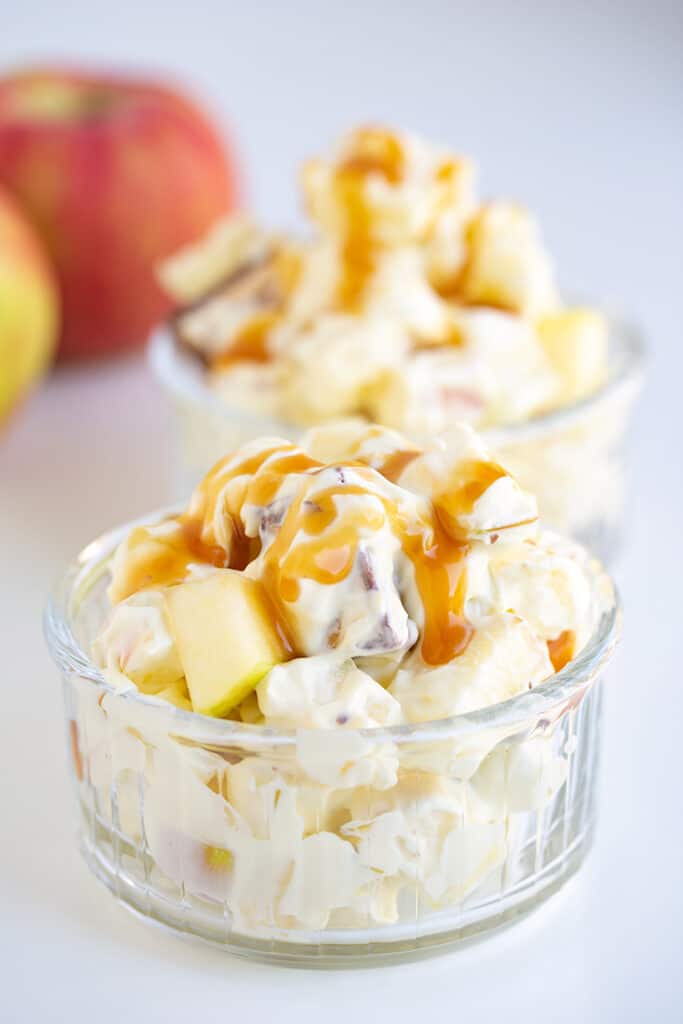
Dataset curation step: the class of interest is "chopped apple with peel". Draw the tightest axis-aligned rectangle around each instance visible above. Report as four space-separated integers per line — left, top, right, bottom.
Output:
164 571 287 717
537 309 608 402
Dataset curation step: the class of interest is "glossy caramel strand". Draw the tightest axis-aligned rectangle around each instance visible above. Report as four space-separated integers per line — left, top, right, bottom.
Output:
212 310 281 369
115 443 526 668
547 630 576 673
333 129 405 312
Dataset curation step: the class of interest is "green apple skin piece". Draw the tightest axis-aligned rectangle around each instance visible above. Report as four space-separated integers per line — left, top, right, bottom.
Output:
164 571 286 718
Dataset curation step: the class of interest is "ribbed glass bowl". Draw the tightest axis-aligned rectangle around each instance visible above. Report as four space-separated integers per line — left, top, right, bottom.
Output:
44 513 621 966
150 316 644 564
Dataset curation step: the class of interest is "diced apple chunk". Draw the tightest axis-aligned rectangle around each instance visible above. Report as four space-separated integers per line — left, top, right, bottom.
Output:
164 571 286 718
459 203 558 317
537 309 607 402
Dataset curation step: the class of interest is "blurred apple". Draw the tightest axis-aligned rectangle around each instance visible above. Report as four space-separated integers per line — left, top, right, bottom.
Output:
0 68 238 359
0 184 58 422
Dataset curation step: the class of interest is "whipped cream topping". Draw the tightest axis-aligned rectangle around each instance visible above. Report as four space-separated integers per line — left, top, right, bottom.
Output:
95 421 598 727
162 125 608 432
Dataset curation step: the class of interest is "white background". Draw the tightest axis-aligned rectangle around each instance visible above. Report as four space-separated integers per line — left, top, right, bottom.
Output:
1 2 682 1021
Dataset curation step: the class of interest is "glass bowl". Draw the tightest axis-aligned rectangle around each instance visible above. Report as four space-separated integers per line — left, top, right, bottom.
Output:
149 316 644 563
45 513 620 966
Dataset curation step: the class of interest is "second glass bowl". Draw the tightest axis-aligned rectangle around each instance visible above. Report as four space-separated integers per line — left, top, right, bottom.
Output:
150 316 643 564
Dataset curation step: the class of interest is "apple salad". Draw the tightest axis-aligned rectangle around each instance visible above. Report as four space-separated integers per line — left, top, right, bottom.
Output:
160 124 608 434
83 421 606 937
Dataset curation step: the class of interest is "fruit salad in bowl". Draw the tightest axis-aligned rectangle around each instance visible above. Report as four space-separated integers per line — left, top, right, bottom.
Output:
46 421 619 964
151 124 643 561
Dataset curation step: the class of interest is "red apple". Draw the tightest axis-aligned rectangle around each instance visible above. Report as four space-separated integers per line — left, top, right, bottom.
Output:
0 68 238 359
0 184 59 422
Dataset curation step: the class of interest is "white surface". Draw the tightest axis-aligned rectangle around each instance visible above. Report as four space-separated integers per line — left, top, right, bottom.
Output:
1 2 682 1021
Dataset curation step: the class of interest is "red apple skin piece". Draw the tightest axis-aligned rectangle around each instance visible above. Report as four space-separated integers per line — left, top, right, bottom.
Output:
0 68 238 359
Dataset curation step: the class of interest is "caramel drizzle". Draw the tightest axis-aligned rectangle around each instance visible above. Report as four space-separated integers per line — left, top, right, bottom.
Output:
547 630 576 673
113 520 232 601
255 464 472 665
200 248 302 371
212 311 281 369
434 206 520 311
120 443 520 667
212 245 304 369
333 128 405 312
323 423 422 484
434 459 507 541
369 447 421 483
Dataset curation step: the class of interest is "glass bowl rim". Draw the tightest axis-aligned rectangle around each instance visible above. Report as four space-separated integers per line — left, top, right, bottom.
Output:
44 508 622 747
148 311 646 444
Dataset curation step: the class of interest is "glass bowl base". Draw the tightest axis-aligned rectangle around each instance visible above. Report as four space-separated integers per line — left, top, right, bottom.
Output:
79 821 594 968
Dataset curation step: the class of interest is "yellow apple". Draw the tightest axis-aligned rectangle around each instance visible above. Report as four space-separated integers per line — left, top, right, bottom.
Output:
0 184 58 422
164 571 287 718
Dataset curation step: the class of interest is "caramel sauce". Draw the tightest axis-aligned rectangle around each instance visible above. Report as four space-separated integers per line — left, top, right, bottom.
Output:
212 310 280 369
117 443 521 668
203 246 301 372
547 630 576 673
329 427 421 484
190 444 318 571
245 450 323 511
431 207 480 301
398 512 472 665
434 459 507 541
255 459 473 666
442 321 465 348
411 321 465 352
192 443 297 529
459 290 519 315
371 447 421 483
334 176 376 311
114 522 229 599
260 481 387 612
334 129 405 312
338 128 405 184
432 268 464 302
435 159 458 185
122 520 232 599
179 517 233 569
435 207 520 312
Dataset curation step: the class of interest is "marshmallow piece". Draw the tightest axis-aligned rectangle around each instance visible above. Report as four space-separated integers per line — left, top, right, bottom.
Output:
390 613 553 721
279 832 369 929
257 655 402 730
472 736 568 815
296 728 398 790
397 423 538 542
92 589 183 691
